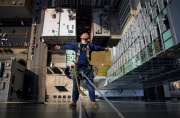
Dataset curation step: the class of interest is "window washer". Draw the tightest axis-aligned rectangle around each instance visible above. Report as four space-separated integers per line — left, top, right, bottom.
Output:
54 32 109 108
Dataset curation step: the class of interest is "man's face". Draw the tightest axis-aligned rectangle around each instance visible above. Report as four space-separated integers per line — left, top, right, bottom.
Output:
80 33 89 40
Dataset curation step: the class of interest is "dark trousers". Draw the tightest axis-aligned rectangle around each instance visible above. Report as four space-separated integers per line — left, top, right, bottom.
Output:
72 71 95 102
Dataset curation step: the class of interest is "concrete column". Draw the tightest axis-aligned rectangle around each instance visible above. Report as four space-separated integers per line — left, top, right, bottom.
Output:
163 85 171 98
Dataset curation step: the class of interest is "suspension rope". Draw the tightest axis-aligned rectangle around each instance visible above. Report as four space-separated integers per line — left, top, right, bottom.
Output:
81 72 124 118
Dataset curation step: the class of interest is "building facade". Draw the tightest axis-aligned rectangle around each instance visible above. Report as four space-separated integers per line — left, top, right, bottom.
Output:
117 0 144 33
54 0 120 15
105 0 180 100
0 60 25 102
90 7 110 46
42 8 76 45
0 0 32 18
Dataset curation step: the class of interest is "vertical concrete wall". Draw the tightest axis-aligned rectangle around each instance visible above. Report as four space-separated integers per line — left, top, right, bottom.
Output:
0 0 32 18
45 75 73 102
163 85 171 98
0 60 25 102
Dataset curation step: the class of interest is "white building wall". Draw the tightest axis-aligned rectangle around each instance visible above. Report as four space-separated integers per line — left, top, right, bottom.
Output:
45 74 73 102
42 8 76 44
0 60 25 102
112 46 116 56
59 9 76 36
42 9 60 36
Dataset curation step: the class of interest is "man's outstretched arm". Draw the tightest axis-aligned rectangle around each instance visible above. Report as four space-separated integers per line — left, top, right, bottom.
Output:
54 43 76 50
92 44 109 51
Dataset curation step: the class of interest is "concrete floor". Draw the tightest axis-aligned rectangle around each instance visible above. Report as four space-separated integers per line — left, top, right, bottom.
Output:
0 100 180 118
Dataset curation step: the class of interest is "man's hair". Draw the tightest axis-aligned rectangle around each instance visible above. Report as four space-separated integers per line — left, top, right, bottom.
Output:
81 32 90 39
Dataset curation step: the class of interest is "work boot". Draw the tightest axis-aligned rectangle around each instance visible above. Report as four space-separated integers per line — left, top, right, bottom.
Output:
69 102 76 108
91 102 99 108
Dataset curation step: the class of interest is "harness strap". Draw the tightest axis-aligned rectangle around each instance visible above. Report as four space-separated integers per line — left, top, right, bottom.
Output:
87 44 89 62
74 43 80 93
74 42 91 94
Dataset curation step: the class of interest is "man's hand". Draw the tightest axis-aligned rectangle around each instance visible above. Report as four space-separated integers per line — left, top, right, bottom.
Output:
105 47 109 52
54 45 60 50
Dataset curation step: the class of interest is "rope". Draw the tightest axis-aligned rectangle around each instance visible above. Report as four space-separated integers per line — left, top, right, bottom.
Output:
74 42 81 94
81 72 125 118
82 103 90 118
74 66 80 94
79 96 82 118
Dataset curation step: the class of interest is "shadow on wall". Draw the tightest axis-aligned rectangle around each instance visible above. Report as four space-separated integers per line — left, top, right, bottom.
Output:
23 69 38 101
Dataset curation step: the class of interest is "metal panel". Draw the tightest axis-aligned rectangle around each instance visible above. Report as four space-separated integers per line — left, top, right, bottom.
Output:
166 0 180 45
157 15 169 34
139 8 147 15
164 38 174 50
150 22 159 40
140 20 146 33
134 39 140 54
131 44 136 58
125 50 129 62
115 61 117 71
126 29 129 39
129 27 132 37
119 43 123 56
145 1 152 12
154 37 163 54
140 48 147 63
128 48 132 60
133 20 138 30
157 0 165 12
151 7 159 19
151 0 157 6
122 53 125 65
130 36 133 47
162 29 172 42
122 37 125 44
147 43 154 58
127 38 130 48
134 25 140 40
143 27 152 45
123 35 126 43
120 56 122 67
136 53 141 66
139 34 146 50
137 14 145 24
125 32 128 42
118 42 121 57
119 56 121 68
130 23 136 33
113 56 115 63
145 14 152 27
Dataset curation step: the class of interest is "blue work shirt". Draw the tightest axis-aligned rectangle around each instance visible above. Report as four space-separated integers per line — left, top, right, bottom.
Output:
60 42 106 71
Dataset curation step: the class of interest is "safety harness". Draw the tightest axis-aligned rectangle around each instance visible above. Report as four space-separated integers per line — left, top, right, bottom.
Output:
74 42 92 93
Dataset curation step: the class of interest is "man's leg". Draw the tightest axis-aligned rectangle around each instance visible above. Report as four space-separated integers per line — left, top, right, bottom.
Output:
86 71 99 108
70 76 80 107
86 72 95 102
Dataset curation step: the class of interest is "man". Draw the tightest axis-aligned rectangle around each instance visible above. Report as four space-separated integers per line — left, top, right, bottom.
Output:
54 33 108 108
